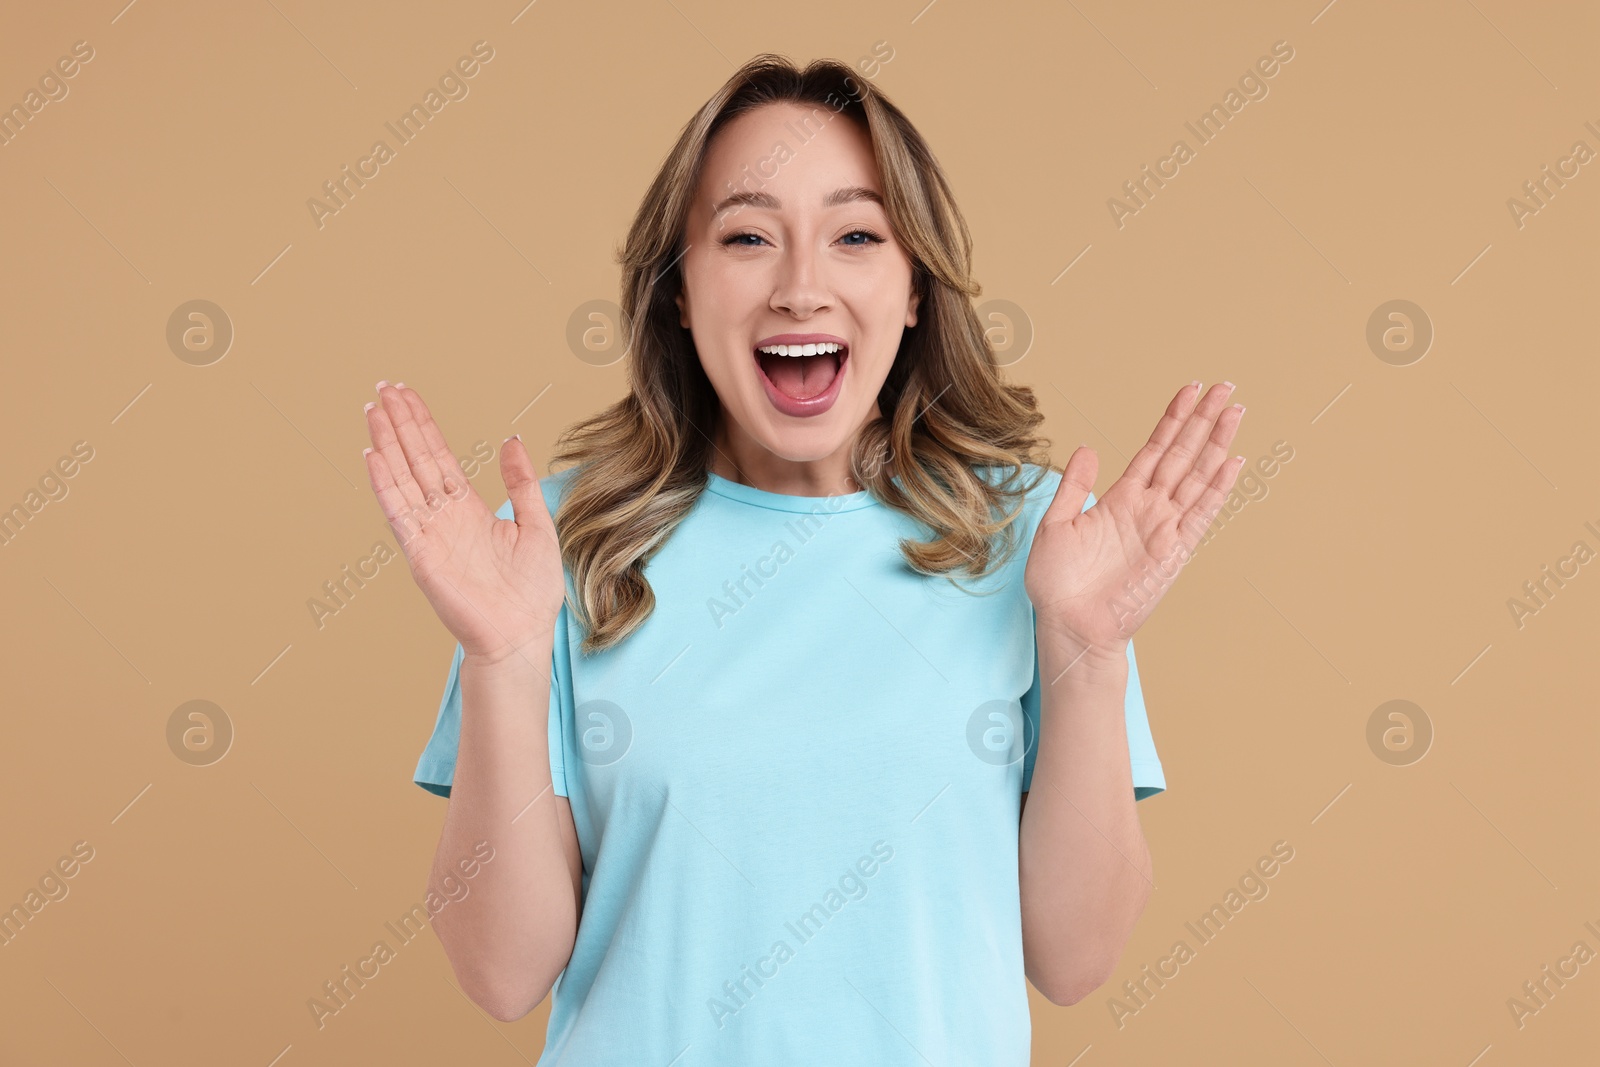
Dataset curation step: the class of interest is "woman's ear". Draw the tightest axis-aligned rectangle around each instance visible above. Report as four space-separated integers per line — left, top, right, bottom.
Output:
906 286 920 328
675 287 690 329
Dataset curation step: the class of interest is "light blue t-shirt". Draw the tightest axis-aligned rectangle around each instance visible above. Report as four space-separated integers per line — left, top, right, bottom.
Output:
414 462 1165 1065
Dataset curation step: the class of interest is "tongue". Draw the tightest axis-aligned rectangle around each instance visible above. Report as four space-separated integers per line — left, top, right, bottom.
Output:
759 351 840 400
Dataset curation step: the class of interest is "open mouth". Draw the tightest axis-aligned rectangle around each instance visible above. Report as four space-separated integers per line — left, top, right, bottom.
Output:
753 340 849 415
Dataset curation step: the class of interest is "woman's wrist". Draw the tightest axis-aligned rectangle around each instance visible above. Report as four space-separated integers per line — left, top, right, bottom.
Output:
462 630 556 676
1037 626 1130 689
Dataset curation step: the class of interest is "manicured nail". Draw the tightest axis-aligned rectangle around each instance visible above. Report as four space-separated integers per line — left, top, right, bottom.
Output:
363 401 376 412
376 379 390 390
394 381 406 389
1222 380 1235 389
1234 403 1246 413
1189 379 1201 390
362 447 373 456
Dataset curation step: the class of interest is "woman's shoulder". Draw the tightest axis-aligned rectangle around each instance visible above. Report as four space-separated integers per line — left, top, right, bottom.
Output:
539 464 583 498
968 462 1067 540
971 460 1061 497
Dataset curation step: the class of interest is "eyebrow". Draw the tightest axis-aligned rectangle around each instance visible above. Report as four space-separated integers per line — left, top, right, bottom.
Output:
710 185 884 218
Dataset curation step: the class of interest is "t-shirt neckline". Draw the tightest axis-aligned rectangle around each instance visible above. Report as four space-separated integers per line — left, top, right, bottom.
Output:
703 470 888 513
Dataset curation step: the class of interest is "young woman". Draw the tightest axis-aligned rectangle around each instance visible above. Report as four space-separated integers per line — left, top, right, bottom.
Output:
364 54 1244 1065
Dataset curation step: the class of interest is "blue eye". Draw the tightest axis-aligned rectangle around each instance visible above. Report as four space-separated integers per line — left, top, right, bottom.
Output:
840 229 886 246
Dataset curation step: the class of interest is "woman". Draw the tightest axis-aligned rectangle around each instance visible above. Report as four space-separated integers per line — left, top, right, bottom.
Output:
364 54 1244 1065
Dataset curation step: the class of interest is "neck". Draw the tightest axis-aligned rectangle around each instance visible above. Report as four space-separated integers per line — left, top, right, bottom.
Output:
709 404 886 496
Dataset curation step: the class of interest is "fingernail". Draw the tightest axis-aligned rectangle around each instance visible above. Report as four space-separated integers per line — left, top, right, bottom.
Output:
1222 380 1235 389
362 447 373 456
363 401 376 412
1234 403 1245 413
394 381 406 389
1189 379 1201 390
376 379 390 390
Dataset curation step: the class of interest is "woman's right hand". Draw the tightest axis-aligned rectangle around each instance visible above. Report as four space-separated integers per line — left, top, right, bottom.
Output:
362 382 565 667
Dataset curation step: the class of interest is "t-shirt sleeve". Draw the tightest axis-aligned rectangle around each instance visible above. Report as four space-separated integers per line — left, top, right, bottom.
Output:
412 498 571 799
1019 487 1167 801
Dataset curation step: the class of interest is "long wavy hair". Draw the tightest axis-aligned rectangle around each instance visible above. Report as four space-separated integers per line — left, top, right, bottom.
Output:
550 53 1054 654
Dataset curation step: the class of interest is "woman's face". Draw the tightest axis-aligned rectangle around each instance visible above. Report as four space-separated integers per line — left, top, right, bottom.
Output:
676 100 919 482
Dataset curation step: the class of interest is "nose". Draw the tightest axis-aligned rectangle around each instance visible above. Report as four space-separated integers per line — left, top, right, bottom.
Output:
769 239 832 318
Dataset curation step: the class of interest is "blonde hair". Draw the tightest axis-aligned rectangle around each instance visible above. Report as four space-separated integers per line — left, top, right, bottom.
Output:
551 53 1053 654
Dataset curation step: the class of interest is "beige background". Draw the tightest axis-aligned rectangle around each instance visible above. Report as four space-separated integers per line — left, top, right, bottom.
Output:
2 0 1596 1063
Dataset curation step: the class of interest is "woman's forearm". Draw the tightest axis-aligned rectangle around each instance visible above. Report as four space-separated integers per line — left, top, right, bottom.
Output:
1018 641 1152 1006
430 636 582 1021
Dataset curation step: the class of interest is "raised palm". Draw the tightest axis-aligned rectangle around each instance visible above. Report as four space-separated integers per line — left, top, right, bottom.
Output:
362 383 565 665
1025 381 1246 664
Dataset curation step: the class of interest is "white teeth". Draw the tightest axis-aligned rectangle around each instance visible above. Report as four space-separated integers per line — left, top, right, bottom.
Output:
756 342 844 357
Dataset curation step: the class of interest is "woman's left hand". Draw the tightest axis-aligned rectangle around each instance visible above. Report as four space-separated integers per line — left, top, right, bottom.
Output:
1024 381 1247 668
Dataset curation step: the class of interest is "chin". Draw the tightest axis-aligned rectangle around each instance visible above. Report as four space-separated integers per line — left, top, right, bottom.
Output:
749 418 852 464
